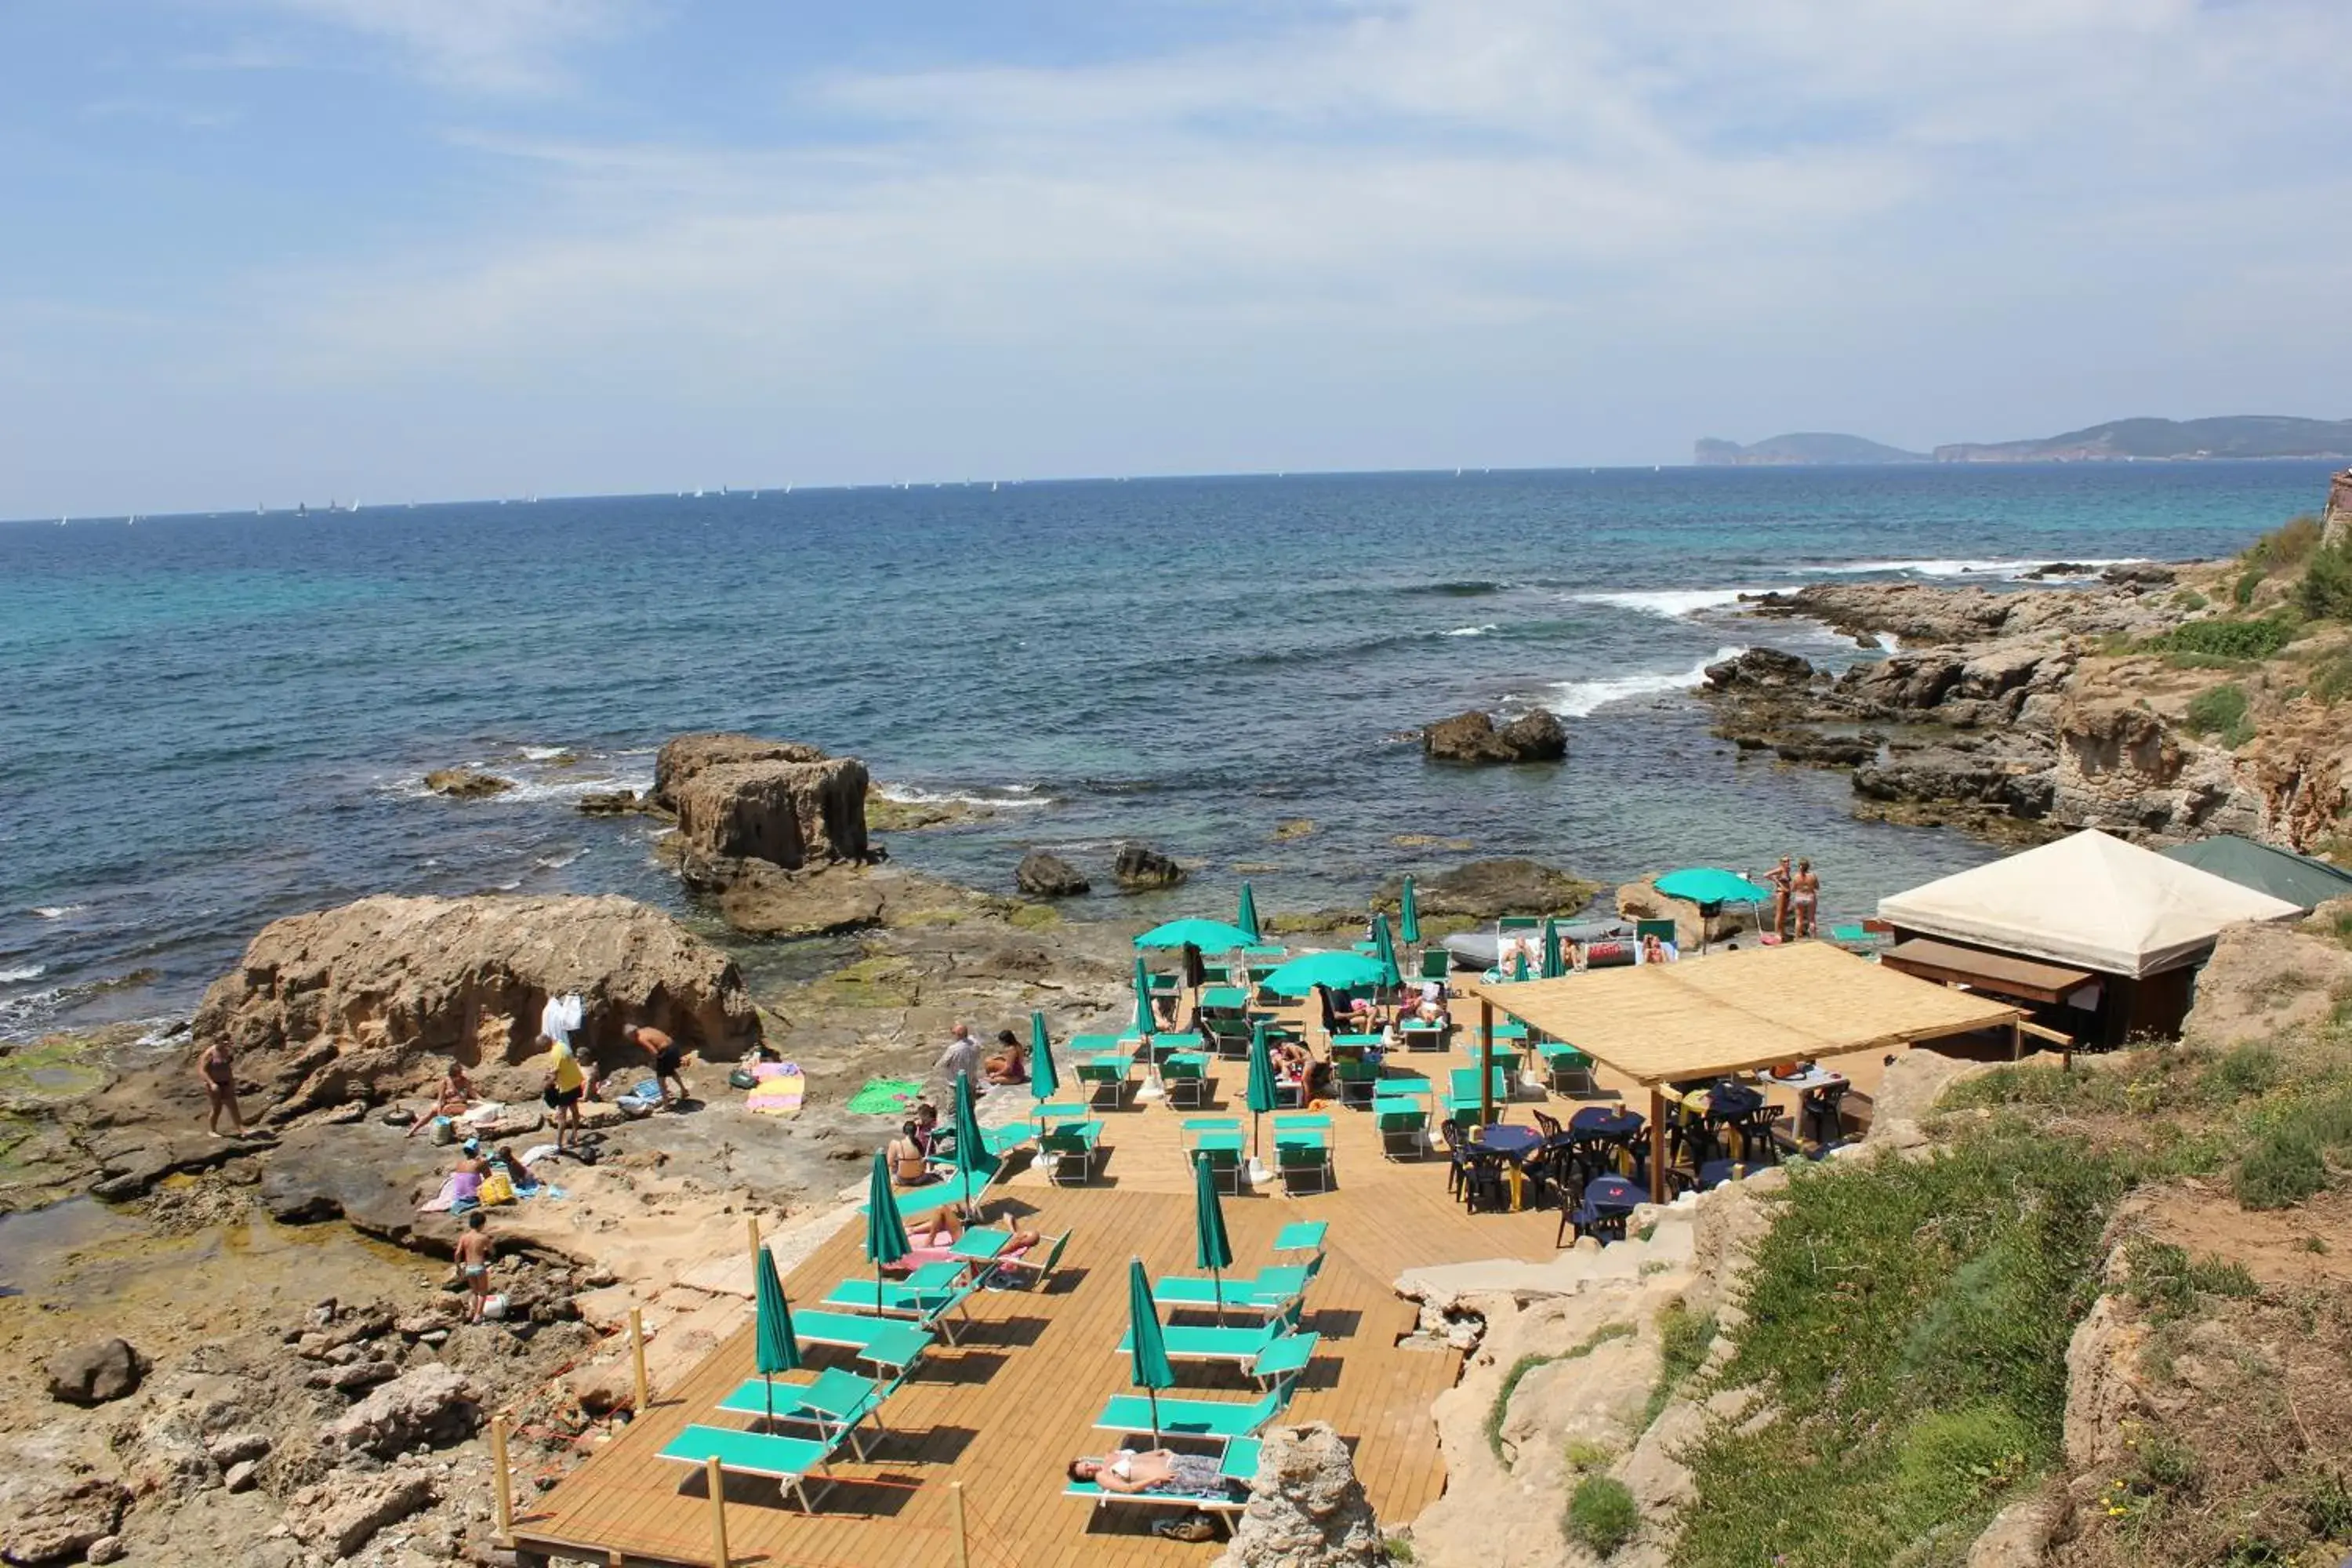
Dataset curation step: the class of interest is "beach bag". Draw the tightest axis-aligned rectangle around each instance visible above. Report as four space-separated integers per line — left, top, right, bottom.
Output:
430 1116 456 1146
728 1068 758 1091
477 1172 516 1207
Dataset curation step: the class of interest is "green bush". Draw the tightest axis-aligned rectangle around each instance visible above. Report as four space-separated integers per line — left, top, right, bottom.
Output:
2172 589 2209 612
2245 514 2323 570
2298 543 2352 622
2149 619 2295 660
1674 1138 2129 1568
1890 1403 2034 1538
2127 1239 2259 1322
1641 1304 1719 1428
2200 1044 2282 1104
1941 1063 2129 1113
2235 1087 2352 1208
2234 568 2265 608
2183 684 2252 747
1564 1475 1640 1556
2309 650 2352 704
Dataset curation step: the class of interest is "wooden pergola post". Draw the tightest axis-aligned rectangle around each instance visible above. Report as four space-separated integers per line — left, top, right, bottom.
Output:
1478 993 1496 1127
1648 1088 1668 1203
952 1479 971 1568
628 1308 650 1413
490 1414 514 1542
706 1456 731 1568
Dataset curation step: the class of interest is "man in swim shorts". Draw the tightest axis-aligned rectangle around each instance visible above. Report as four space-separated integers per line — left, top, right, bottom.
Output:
453 1211 493 1323
626 1023 688 1109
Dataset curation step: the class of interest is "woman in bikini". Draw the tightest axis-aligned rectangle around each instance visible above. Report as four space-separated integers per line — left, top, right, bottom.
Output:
405 1060 475 1138
1791 858 1821 939
888 1120 942 1188
1068 1451 1237 1539
198 1039 245 1137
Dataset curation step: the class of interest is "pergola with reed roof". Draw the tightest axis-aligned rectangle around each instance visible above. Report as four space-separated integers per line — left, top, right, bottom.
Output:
1461 942 2023 1198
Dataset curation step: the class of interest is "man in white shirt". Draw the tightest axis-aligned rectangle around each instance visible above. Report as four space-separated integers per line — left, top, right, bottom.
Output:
935 1023 986 1091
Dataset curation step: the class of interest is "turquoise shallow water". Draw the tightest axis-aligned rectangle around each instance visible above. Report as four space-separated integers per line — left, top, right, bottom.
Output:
0 461 2333 1037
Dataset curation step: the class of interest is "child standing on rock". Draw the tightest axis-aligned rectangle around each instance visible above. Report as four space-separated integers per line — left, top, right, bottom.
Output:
454 1212 494 1324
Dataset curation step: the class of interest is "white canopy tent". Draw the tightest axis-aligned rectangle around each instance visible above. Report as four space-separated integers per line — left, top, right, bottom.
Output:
1878 829 2299 979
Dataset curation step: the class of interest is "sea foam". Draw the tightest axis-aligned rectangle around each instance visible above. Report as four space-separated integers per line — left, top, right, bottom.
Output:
1548 647 1744 718
1572 588 1796 619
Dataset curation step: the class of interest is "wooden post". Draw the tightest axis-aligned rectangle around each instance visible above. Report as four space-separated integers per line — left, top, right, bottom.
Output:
706 1456 730 1568
951 1479 971 1568
2010 1018 2024 1062
490 1414 514 1542
746 1214 761 1266
1648 1088 1668 1204
629 1308 650 1414
1478 994 1495 1127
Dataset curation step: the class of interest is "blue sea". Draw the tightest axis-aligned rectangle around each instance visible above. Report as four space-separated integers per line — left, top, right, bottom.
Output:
1 462 2335 1040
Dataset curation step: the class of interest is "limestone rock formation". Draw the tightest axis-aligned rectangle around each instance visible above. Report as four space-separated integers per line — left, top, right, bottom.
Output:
575 788 652 816
1014 850 1090 898
287 1471 435 1558
43 1340 148 1407
2324 467 2352 550
2180 913 2352 1047
675 855 887 939
321 1364 481 1459
669 754 869 869
0 1476 128 1567
1377 858 1600 920
1422 709 1567 764
650 733 826 807
422 768 513 799
1214 1421 1385 1568
192 893 760 1117
1617 880 1752 949
1112 843 1186 890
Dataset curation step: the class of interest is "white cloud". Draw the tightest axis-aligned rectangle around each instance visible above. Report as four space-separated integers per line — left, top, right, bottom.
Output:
250 0 637 94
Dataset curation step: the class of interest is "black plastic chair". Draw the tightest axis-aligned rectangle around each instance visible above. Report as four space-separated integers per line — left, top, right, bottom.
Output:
1461 1150 1511 1214
1800 1083 1849 1146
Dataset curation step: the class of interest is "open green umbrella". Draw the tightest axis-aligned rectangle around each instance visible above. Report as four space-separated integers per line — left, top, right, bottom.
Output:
1259 949 1386 997
1237 883 1262 944
1245 1019 1281 1178
1541 916 1564 979
1655 867 1773 906
1510 946 1530 982
947 1072 1000 1219
1192 1149 1235 1327
1126 1258 1174 1444
1134 918 1258 952
863 1149 910 1295
1371 913 1402 991
1029 1010 1059 1113
1131 956 1157 1036
752 1240 801 1422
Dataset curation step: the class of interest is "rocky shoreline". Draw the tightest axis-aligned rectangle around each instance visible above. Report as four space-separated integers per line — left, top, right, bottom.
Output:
1697 550 2352 853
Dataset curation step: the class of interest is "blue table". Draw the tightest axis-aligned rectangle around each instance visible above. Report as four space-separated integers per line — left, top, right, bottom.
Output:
1475 1125 1541 1158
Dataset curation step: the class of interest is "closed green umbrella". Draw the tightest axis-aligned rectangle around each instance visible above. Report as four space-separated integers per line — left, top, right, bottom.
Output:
1511 946 1530 982
1399 876 1421 949
947 1073 999 1219
1192 1152 1235 1326
1260 949 1386 997
753 1241 801 1422
1029 1010 1059 1113
1132 956 1156 1036
1371 913 1402 991
1245 1019 1281 1178
863 1149 910 1295
1237 883 1262 944
1126 1258 1174 1444
1541 916 1564 979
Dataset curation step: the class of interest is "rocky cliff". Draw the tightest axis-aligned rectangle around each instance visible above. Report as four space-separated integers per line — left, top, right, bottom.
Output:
2324 466 2352 550
191 893 761 1118
1700 561 2352 851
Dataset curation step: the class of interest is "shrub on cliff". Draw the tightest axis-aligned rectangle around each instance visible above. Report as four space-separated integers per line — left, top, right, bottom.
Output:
1564 1475 1639 1556
2183 684 2253 749
2146 616 2294 660
2295 541 2352 622
2244 514 2322 571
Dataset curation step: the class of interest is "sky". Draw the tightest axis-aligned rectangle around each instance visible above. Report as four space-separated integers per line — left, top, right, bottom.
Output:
3 0 2350 517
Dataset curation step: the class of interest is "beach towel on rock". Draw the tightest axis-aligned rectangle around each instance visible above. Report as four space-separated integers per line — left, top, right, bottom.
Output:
847 1077 924 1116
746 1061 806 1116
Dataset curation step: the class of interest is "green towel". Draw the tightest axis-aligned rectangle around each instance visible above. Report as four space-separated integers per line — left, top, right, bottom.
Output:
847 1077 924 1116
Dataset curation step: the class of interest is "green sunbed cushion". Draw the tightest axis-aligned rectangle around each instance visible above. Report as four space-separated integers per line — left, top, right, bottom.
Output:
659 1425 831 1478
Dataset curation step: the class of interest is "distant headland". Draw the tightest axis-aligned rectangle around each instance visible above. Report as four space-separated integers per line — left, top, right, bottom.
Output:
1695 415 2352 466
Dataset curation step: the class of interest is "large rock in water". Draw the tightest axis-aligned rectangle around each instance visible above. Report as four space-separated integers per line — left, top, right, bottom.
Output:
655 733 869 869
192 894 760 1116
1214 1421 1385 1568
1375 859 1599 920
1113 843 1186 890
1015 850 1090 898
1422 710 1566 764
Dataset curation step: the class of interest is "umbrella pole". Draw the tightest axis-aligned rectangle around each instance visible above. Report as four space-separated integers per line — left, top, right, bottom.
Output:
1149 1388 1162 1449
765 1372 774 1425
1211 1261 1225 1329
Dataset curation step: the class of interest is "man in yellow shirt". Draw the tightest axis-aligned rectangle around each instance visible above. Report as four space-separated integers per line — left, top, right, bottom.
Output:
541 1032 586 1150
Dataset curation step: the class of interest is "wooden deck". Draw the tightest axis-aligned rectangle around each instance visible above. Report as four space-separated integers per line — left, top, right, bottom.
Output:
510 1048 1567 1567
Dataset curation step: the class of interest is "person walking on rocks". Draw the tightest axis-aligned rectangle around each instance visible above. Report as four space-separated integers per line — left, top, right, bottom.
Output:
198 1037 245 1138
627 1024 688 1109
541 1033 586 1150
454 1212 494 1324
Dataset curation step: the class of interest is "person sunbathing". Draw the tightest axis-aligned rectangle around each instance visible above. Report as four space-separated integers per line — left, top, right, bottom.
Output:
984 1029 1029 1084
405 1061 476 1138
1069 1449 1234 1497
888 1120 942 1187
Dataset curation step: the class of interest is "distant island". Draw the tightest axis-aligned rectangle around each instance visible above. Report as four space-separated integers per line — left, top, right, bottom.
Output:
1695 415 2352 466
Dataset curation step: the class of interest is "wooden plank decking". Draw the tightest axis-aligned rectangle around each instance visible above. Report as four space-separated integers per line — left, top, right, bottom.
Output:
511 1052 1566 1567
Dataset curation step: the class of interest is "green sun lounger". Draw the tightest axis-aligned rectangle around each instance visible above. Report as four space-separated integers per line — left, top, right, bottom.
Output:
820 1276 975 1342
789 1309 935 1373
1247 1332 1319 1389
1094 1377 1298 1443
1064 1440 1261 1534
659 1425 837 1512
1270 1221 1327 1256
718 1367 897 1460
1116 1316 1296 1367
